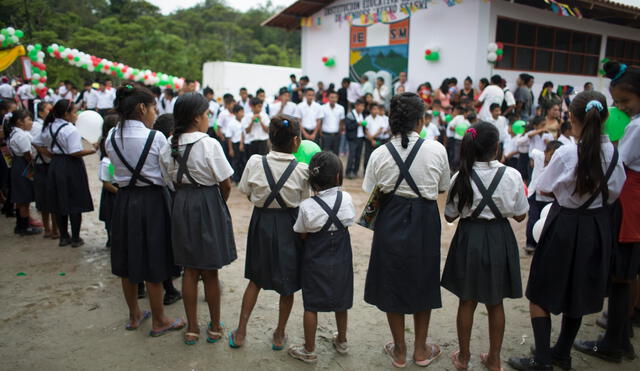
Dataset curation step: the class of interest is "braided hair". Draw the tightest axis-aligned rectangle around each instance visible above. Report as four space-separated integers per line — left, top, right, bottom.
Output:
389 92 425 148
171 92 209 159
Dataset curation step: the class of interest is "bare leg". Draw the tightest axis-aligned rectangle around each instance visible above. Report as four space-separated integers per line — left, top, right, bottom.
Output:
456 300 478 364
274 294 294 346
182 268 200 335
335 311 348 343
387 312 407 363
413 310 434 361
485 302 505 370
121 278 142 324
42 212 51 235
235 280 261 345
147 281 176 331
202 270 222 336
50 213 59 237
303 310 317 352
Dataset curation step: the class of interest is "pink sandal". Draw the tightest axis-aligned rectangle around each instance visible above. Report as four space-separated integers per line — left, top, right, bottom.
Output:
450 350 470 370
414 343 442 367
384 341 408 368
480 353 504 371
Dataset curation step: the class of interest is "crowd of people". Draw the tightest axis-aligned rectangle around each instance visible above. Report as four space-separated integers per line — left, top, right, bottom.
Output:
0 60 639 370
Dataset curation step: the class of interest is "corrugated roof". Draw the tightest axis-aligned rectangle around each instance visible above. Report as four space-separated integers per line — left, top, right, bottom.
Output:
262 0 336 30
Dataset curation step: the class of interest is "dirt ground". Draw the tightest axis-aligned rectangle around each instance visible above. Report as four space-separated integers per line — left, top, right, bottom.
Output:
1 151 638 371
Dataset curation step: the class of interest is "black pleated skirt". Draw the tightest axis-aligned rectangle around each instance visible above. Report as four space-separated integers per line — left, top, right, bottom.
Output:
98 188 115 223
33 163 49 211
301 228 353 312
110 185 173 284
526 202 613 317
172 184 237 270
245 207 301 296
46 155 93 215
364 195 442 314
442 218 522 305
10 156 34 204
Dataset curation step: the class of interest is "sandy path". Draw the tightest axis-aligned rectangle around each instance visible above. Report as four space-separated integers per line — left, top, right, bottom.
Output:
0 152 638 370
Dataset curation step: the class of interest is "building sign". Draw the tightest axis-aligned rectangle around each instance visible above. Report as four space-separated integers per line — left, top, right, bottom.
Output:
326 0 430 23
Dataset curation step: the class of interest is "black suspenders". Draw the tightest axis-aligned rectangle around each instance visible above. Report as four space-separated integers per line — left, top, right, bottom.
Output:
261 156 298 208
312 191 345 233
578 148 619 210
49 123 69 154
110 130 157 187
175 142 199 185
470 166 507 219
385 138 425 198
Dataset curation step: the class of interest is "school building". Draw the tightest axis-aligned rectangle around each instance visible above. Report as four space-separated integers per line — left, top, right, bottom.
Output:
264 0 640 99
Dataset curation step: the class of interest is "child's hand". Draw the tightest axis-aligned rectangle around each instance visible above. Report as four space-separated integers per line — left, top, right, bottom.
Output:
229 149 235 158
239 144 245 152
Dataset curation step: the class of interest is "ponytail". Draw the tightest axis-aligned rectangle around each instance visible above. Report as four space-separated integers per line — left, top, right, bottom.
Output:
447 122 499 213
570 91 608 195
3 109 30 139
43 99 74 128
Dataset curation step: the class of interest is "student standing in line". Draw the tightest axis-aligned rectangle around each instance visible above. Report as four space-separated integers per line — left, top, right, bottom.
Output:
344 98 366 179
241 97 270 157
320 91 345 156
296 88 323 143
31 102 57 238
363 93 450 368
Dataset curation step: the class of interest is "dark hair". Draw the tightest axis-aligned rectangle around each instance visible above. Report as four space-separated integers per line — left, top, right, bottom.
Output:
279 87 289 96
37 101 51 115
249 97 263 107
150 86 162 96
185 79 195 85
448 122 500 212
490 74 502 85
584 82 593 89
232 104 244 114
163 88 175 98
84 80 92 87
464 76 473 84
223 93 235 105
171 93 209 159
354 98 366 106
255 88 265 96
202 87 214 96
450 77 458 85
479 78 489 87
153 114 175 138
113 84 155 140
439 78 450 93
521 74 533 85
328 90 338 97
530 115 545 128
300 76 309 82
269 114 300 153
389 93 425 149
604 61 640 97
560 120 572 135
4 109 30 139
44 99 75 127
239 87 247 92
467 112 477 122
545 140 564 153
304 87 315 94
289 74 296 79
570 91 609 196
341 78 350 85
489 103 501 111
308 151 343 192
99 114 119 158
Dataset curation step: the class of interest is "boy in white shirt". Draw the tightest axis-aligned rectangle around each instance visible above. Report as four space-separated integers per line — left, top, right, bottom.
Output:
226 104 246 183
363 104 386 170
486 103 509 145
320 91 345 156
203 87 220 122
296 88 323 143
242 97 270 157
269 88 298 118
424 112 440 141
344 98 367 179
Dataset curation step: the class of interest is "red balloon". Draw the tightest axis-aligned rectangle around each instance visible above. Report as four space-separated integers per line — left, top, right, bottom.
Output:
496 42 504 49
53 50 61 58
67 54 74 60
425 49 432 55
111 71 117 76
321 57 328 63
39 77 46 83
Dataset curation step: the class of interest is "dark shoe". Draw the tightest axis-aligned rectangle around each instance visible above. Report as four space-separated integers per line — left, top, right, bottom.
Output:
632 309 640 327
163 291 182 305
573 340 623 363
17 227 42 236
524 244 536 254
530 345 572 370
71 238 84 248
596 315 608 330
59 237 72 247
507 357 552 370
137 284 146 299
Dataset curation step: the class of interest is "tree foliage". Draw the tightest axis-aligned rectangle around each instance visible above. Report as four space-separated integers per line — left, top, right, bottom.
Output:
0 0 300 86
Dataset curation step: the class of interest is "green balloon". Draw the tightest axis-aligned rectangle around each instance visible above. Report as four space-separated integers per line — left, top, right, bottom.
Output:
325 58 335 67
445 114 453 123
47 45 53 53
361 120 367 127
294 139 321 164
96 63 103 70
420 127 427 139
15 29 24 38
496 49 504 56
605 107 631 142
455 121 471 137
512 120 526 135
433 110 440 117
213 119 219 131
108 163 115 177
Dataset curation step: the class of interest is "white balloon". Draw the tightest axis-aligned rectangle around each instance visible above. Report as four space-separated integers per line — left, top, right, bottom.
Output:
75 111 104 144
10 35 19 43
27 45 34 51
487 52 497 62
488 42 498 52
87 65 94 72
0 35 4 42
7 27 15 35
33 73 40 80
540 204 552 221
533 219 544 243
37 83 45 89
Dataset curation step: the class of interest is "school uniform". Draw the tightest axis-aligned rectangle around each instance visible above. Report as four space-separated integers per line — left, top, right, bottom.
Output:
321 103 345 156
268 101 297 118
160 132 236 271
363 114 387 170
226 118 246 183
296 100 323 143
239 151 309 295
442 161 528 305
363 133 450 313
8 127 35 204
105 120 173 284
241 112 270 157
515 133 531 182
527 132 554 156
425 122 440 141
502 134 520 169
525 149 554 249
37 118 93 215
486 115 509 144
558 134 575 146
293 187 355 312
30 119 51 211
95 90 115 116
526 136 626 317
98 156 116 243
446 115 468 171
345 109 365 177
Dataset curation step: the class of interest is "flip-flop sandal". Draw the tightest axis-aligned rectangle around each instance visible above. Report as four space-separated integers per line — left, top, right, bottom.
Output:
272 333 288 351
414 343 442 367
450 350 470 370
184 332 200 345
228 329 243 349
288 344 318 363
207 322 224 343
149 318 186 337
125 310 151 331
384 341 408 368
480 353 504 371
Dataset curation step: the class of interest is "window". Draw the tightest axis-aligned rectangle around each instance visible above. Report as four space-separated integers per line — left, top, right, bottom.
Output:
606 37 640 67
495 17 601 76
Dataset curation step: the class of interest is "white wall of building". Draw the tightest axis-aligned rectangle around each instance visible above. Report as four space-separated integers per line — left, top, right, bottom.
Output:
202 61 301 102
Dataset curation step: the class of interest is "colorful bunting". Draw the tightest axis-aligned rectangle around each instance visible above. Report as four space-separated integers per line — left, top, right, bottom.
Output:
544 0 582 18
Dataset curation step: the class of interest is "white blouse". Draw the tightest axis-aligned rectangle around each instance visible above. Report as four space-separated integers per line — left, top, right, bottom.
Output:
33 118 83 155
445 161 529 220
159 132 233 186
537 135 626 209
8 127 33 157
619 114 640 172
293 187 356 233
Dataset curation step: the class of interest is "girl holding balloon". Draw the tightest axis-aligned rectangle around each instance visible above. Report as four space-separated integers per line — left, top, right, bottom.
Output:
573 62 640 363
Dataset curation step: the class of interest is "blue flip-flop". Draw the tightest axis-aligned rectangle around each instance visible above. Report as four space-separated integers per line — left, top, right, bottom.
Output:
125 310 151 331
272 334 288 351
228 329 242 348
149 318 186 337
207 321 225 343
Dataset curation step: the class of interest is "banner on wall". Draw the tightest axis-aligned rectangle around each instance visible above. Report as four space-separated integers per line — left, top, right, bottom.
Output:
349 18 410 83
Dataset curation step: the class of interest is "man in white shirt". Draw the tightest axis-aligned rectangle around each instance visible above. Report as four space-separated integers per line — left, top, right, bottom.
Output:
269 88 297 118
360 75 374 95
94 81 115 116
373 77 390 108
347 80 363 107
17 82 34 110
320 91 345 156
501 79 516 116
295 88 323 143
477 75 505 122
393 72 413 96
0 77 15 99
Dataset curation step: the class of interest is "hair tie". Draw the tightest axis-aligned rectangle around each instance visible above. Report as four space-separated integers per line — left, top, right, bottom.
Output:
585 100 604 113
612 64 628 81
282 119 289 127
310 166 320 176
126 84 134 90
466 127 478 139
